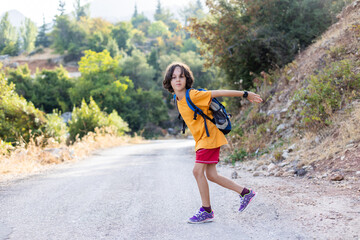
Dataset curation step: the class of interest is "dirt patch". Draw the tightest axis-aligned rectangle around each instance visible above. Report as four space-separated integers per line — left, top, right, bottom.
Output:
5 48 78 74
313 144 360 177
13 59 78 74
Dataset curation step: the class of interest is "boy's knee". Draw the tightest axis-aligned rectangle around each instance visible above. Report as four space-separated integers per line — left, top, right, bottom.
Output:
193 167 204 179
206 172 218 182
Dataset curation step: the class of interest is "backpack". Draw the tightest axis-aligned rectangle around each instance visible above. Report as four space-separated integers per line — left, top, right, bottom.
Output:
174 88 232 137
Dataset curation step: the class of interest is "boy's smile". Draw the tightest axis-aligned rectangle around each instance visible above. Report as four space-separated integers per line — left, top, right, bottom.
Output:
171 66 186 94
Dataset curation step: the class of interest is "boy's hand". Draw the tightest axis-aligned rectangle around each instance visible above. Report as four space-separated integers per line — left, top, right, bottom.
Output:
247 92 263 103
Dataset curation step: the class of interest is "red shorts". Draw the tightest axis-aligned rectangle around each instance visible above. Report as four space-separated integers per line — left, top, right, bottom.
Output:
195 147 220 164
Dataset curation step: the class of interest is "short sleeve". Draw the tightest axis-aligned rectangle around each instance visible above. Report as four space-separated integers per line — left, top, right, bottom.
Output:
190 90 212 108
177 89 228 151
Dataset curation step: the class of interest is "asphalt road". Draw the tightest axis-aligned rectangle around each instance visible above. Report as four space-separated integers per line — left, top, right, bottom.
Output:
0 139 352 240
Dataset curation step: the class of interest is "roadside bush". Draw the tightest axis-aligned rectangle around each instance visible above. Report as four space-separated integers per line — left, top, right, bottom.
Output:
68 97 129 142
225 148 247 165
0 66 46 144
105 110 130 136
68 97 107 141
44 110 68 143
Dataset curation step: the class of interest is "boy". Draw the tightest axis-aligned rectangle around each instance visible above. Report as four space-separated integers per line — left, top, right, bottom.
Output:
163 62 263 223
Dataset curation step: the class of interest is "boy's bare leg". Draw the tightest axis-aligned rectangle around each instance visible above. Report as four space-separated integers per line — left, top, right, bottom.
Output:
193 163 211 207
205 164 244 194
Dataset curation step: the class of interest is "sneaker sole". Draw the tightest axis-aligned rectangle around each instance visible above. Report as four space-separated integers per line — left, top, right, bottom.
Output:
187 218 214 224
239 191 257 213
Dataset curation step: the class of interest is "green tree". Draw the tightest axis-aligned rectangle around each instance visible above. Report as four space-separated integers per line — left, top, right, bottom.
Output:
122 89 169 137
0 66 46 144
51 14 87 60
87 31 105 52
1 36 21 56
35 16 51 47
133 4 138 18
148 21 169 38
131 13 149 28
181 38 200 52
154 0 173 26
6 64 34 100
69 50 168 135
131 13 151 36
167 19 181 32
106 37 120 57
51 15 73 53
32 67 74 112
120 49 156 90
8 65 74 113
20 18 38 53
147 48 160 77
81 17 113 53
58 0 66 16
130 29 146 47
111 22 133 51
189 0 345 90
73 0 90 21
155 0 162 17
179 0 205 27
0 13 17 53
69 50 132 112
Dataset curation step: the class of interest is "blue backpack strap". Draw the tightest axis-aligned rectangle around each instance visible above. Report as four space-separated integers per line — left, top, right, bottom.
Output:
185 89 196 111
185 88 213 137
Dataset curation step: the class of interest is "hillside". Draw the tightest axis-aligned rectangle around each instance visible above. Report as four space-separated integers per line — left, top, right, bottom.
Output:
229 1 360 189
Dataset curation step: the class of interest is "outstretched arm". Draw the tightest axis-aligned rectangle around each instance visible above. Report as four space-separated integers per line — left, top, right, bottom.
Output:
211 90 263 103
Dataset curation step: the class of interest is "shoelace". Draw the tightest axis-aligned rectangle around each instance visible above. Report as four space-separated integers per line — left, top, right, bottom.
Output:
239 195 245 205
195 210 203 217
194 209 208 219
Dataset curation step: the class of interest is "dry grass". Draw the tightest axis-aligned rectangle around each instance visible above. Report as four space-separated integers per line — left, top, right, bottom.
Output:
286 101 360 167
0 127 145 181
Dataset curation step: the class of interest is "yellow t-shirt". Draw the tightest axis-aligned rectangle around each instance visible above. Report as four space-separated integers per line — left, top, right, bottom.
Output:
177 89 228 151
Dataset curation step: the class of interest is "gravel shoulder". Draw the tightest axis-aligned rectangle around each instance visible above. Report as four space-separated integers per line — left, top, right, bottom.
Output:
219 165 360 240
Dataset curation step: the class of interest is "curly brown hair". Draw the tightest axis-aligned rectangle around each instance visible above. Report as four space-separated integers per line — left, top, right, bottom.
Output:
163 62 194 93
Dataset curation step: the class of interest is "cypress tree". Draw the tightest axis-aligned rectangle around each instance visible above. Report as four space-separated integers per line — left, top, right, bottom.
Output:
35 16 51 47
133 4 138 18
58 0 66 16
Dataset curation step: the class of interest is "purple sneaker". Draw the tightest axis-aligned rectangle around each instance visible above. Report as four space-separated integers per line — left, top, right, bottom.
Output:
188 207 214 224
239 189 256 212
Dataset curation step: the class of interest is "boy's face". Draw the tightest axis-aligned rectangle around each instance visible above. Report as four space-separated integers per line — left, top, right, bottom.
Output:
171 66 186 93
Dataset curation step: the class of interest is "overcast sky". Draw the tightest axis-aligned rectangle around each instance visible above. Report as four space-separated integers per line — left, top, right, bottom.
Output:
1 0 201 26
